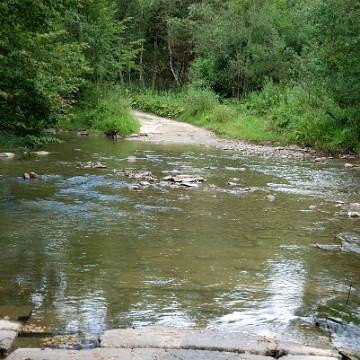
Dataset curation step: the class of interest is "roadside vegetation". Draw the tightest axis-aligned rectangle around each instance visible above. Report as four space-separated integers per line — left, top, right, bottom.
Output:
1 0 359 154
130 84 341 151
62 85 139 137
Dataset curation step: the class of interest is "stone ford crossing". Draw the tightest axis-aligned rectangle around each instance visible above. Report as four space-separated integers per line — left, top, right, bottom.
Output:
3 325 341 359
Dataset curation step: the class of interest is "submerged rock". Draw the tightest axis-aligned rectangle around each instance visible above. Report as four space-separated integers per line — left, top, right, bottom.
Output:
265 194 276 202
82 161 108 169
315 157 327 163
227 181 238 186
159 174 204 188
76 130 88 136
116 169 158 183
32 151 50 156
350 203 360 209
0 152 15 158
345 163 360 170
23 172 39 179
127 155 137 162
93 163 108 169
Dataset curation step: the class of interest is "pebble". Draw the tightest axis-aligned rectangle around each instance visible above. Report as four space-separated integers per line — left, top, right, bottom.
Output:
0 152 15 158
127 155 137 162
265 195 276 202
227 182 238 186
315 157 327 163
32 151 50 156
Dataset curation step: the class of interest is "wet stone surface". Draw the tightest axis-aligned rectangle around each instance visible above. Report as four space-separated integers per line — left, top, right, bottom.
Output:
0 320 20 355
5 326 340 359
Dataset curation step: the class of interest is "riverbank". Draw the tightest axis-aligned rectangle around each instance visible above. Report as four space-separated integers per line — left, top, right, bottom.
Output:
5 325 340 360
129 111 348 160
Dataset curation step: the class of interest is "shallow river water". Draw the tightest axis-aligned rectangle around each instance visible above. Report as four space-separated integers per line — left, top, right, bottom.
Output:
1 134 360 351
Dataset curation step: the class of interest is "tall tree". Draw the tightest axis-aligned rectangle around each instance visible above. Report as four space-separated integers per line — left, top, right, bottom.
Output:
0 0 89 148
190 0 297 98
0 0 137 148
64 0 132 83
310 0 360 113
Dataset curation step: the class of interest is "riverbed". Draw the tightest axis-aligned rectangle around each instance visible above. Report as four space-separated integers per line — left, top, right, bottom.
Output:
1 132 360 353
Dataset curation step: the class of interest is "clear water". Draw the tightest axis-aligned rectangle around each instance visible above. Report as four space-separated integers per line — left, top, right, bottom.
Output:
1 134 360 351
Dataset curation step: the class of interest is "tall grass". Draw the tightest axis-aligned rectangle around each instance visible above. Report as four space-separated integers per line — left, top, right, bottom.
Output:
63 82 359 153
131 86 281 143
242 80 360 152
61 85 140 136
132 81 359 153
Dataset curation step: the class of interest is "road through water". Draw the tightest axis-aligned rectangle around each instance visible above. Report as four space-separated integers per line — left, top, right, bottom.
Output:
1 133 360 353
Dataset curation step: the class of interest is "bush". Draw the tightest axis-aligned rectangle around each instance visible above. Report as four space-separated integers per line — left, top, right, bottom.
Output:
63 85 139 136
131 90 184 118
182 86 219 119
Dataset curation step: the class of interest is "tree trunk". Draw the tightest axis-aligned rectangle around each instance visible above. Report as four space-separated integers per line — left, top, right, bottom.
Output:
168 42 181 87
127 68 132 92
139 42 146 89
151 32 158 91
119 68 124 85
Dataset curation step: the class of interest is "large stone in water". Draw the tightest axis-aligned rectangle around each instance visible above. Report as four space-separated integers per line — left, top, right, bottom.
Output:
0 305 33 321
0 330 17 354
0 320 20 354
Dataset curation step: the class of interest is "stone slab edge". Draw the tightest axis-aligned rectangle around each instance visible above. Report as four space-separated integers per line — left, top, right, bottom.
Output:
6 348 339 360
99 326 339 358
0 320 20 354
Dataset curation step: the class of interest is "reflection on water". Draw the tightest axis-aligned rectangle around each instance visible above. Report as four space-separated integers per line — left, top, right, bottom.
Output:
1 134 360 351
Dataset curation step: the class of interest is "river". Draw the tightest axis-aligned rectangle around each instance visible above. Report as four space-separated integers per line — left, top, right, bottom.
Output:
1 133 360 352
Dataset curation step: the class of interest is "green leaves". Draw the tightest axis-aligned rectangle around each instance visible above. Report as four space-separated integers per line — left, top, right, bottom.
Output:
0 0 138 148
0 0 88 148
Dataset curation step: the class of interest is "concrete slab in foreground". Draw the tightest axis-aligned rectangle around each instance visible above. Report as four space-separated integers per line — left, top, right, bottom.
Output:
5 347 339 360
6 326 340 360
0 320 20 355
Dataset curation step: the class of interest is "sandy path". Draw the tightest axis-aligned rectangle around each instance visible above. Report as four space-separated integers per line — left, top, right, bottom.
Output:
130 110 316 159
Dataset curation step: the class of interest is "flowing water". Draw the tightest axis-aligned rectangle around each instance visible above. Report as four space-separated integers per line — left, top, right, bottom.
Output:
1 134 360 352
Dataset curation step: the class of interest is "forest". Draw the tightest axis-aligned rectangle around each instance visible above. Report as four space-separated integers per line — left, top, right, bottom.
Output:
0 0 359 153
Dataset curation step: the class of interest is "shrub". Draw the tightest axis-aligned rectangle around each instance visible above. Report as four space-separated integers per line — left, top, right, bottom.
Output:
63 85 139 136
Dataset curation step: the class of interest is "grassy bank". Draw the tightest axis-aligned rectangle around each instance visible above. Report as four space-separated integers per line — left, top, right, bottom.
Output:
63 83 359 154
60 85 140 137
132 83 359 154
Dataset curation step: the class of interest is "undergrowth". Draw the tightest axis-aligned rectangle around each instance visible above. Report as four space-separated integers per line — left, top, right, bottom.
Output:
60 85 140 136
63 82 359 154
131 82 360 153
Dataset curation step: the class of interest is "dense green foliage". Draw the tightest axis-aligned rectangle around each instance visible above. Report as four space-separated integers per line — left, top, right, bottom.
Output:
0 0 138 148
1 0 359 152
64 85 139 136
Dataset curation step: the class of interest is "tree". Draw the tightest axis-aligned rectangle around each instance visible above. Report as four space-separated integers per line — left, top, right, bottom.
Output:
0 0 89 148
304 0 360 151
115 0 197 90
0 0 138 148
190 0 297 99
311 0 360 112
64 0 133 83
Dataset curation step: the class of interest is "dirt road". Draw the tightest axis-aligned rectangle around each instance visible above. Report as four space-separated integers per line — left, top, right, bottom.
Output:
131 110 317 158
